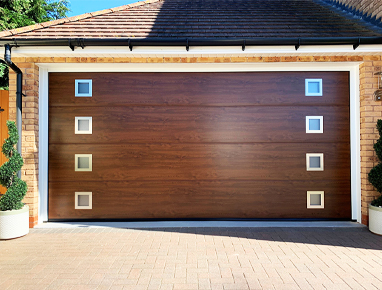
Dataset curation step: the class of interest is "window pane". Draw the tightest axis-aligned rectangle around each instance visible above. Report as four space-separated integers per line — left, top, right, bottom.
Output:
78 157 90 169
309 156 321 168
78 82 89 94
309 119 321 131
78 195 89 206
310 194 322 206
308 82 320 94
78 120 89 131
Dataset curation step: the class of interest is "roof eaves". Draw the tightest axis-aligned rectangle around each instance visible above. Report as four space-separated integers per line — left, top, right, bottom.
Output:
0 0 162 39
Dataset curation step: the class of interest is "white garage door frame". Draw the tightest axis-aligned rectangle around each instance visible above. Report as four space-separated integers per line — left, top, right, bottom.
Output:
38 62 361 223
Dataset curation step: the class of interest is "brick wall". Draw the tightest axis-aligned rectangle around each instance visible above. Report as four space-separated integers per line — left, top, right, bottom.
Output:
359 56 382 225
8 58 39 228
9 54 382 227
325 0 382 24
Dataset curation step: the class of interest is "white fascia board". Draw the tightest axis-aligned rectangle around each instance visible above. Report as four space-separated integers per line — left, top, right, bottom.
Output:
12 44 382 57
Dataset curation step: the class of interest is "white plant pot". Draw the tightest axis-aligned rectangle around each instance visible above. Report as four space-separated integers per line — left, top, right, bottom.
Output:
0 205 29 240
369 204 382 236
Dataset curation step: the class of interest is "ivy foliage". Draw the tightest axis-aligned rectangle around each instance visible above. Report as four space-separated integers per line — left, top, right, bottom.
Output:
0 0 70 90
368 119 382 207
0 121 27 211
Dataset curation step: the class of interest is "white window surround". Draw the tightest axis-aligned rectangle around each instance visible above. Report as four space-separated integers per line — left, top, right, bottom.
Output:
306 153 324 171
75 154 93 171
306 116 323 133
305 79 323 96
75 117 92 134
38 62 361 223
75 192 92 209
75 79 92 97
307 191 325 209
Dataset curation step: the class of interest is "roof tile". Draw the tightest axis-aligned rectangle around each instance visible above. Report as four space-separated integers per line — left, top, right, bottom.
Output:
0 31 12 38
69 13 93 22
0 0 381 40
90 9 113 17
14 24 44 35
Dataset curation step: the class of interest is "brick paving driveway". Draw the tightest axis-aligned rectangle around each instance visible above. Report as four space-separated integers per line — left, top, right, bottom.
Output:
1 227 382 290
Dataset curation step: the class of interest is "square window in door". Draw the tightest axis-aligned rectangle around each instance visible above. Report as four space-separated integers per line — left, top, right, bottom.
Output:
75 117 92 134
306 116 323 133
305 79 323 96
306 153 324 171
75 192 92 209
307 191 324 209
75 154 92 171
75 80 92 97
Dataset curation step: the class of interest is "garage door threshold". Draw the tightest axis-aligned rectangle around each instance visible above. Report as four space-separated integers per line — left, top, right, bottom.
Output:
35 221 365 229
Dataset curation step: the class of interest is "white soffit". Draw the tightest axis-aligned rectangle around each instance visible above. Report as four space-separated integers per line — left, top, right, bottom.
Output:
37 62 358 72
11 45 382 57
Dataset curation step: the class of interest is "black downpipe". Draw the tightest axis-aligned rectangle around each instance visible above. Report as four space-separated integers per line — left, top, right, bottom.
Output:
3 44 22 178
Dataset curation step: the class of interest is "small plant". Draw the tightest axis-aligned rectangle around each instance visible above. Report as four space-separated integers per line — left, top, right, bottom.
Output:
0 121 27 211
368 119 382 207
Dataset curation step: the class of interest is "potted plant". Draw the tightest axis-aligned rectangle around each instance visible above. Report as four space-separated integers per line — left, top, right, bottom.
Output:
0 121 28 239
368 119 382 235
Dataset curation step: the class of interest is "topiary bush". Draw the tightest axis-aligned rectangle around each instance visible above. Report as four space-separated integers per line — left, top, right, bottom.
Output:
0 121 27 211
368 119 382 207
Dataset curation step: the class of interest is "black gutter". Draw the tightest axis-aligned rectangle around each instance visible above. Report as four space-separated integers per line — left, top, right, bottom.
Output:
1 36 382 51
1 45 22 169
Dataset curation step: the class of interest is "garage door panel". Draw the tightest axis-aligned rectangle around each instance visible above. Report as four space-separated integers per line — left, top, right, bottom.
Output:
49 71 350 220
49 106 349 144
48 180 350 220
49 143 350 182
49 72 349 107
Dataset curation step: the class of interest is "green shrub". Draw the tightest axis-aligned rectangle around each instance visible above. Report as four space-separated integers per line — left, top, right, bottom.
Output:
368 119 382 207
0 121 27 211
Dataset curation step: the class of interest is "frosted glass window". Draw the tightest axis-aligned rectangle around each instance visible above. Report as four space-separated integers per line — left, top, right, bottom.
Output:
308 82 320 94
306 116 323 133
305 79 323 96
75 80 92 97
75 192 92 209
75 154 92 171
78 120 89 131
78 194 89 206
78 157 89 169
75 117 92 134
310 194 321 206
309 119 320 131
78 83 89 94
309 157 321 168
306 153 324 171
307 191 324 209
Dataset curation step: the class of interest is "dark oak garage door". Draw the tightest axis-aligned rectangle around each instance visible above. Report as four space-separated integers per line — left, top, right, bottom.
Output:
48 72 350 220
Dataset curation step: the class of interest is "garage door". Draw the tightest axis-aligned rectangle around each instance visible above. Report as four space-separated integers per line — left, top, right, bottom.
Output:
48 72 350 220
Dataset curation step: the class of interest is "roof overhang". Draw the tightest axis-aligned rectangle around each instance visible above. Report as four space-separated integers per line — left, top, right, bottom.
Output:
1 36 382 50
1 37 382 57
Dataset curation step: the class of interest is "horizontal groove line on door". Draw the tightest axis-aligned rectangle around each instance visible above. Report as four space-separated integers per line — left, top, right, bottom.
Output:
48 179 351 182
48 181 351 184
49 104 350 108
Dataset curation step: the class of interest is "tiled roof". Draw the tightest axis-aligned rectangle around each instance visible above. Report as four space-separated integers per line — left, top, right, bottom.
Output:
1 0 382 40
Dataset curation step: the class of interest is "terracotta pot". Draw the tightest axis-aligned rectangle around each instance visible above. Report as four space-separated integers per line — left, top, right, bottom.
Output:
0 205 29 240
369 204 382 236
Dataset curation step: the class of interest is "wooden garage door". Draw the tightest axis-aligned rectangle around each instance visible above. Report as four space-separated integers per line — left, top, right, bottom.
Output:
48 72 350 220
